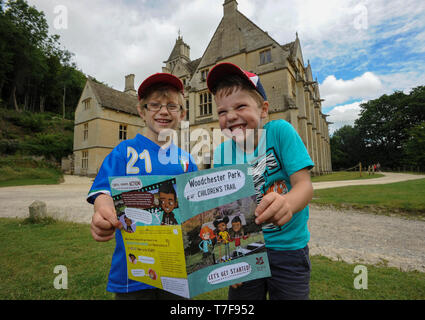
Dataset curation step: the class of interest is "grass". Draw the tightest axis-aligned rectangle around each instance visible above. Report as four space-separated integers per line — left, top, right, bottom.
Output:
0 218 114 300
0 156 63 187
311 171 384 182
312 178 425 217
1 217 424 300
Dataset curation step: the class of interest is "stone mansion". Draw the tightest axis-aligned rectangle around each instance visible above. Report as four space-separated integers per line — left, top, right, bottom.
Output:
73 0 332 176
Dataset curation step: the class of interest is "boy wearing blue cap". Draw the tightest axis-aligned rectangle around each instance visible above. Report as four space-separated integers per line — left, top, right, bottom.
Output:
87 73 197 299
208 62 314 300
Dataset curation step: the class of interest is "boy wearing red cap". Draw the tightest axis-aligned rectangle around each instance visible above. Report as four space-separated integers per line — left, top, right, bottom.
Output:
208 63 314 300
87 73 197 299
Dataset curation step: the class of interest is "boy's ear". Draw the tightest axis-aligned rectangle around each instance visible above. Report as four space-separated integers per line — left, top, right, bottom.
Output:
179 108 187 121
137 103 145 120
260 101 269 119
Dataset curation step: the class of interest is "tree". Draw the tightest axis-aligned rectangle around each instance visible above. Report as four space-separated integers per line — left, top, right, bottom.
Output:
4 0 50 111
354 86 425 169
1 0 86 117
0 0 14 97
403 122 425 171
330 125 363 170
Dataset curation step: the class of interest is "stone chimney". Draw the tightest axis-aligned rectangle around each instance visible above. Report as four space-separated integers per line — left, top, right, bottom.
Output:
223 0 238 16
124 74 137 96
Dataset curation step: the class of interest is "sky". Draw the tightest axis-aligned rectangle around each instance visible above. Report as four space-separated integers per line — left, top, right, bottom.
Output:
25 0 425 134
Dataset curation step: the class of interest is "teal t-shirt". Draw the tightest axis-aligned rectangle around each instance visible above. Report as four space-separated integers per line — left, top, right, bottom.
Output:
213 120 314 251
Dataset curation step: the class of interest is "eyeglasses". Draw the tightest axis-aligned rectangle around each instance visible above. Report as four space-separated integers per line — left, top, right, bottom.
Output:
144 102 182 113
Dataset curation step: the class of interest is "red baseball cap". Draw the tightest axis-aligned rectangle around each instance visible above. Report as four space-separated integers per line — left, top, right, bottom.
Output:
137 73 184 100
207 62 267 101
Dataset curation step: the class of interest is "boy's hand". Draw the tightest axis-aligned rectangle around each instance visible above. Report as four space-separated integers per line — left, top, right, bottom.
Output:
91 194 122 242
255 192 293 226
254 169 313 227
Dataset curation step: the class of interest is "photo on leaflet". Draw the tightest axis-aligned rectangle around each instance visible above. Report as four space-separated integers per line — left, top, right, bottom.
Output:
182 195 266 274
113 178 180 230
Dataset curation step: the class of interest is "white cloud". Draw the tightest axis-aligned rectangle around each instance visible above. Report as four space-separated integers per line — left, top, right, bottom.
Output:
379 71 425 95
24 0 425 102
320 72 383 107
323 68 425 135
327 101 364 134
26 0 223 90
411 30 425 53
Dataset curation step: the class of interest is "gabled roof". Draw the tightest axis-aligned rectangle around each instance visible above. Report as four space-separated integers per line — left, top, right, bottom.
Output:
166 36 191 63
186 58 202 75
88 79 138 116
167 37 184 62
197 10 283 69
290 34 305 66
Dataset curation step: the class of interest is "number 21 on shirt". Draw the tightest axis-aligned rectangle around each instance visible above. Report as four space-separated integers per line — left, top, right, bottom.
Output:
126 147 152 174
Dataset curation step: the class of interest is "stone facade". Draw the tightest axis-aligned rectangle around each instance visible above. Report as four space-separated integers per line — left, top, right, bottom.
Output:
162 0 331 174
73 76 143 176
73 0 331 176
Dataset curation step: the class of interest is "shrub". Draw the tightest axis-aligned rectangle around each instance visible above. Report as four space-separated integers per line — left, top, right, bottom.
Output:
0 139 19 154
0 110 74 163
20 132 73 162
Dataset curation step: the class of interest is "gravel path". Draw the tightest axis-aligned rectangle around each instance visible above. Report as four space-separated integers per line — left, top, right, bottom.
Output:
308 205 425 272
1 172 424 272
0 175 93 224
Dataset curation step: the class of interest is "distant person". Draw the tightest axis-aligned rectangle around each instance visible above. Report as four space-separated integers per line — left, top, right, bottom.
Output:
87 72 197 300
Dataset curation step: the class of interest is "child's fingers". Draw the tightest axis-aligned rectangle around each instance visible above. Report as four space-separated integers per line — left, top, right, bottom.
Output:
92 212 114 230
255 193 279 224
255 192 275 216
90 215 116 242
102 207 122 230
90 223 115 242
275 212 292 226
93 209 122 231
255 193 293 226
92 211 112 229
91 229 115 242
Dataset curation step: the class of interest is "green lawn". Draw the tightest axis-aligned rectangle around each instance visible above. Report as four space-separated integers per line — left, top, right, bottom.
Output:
0 157 63 187
1 218 423 300
311 171 384 182
0 218 114 300
312 178 425 217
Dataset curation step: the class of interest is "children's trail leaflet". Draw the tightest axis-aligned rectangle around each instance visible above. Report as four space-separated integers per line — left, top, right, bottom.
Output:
109 164 271 298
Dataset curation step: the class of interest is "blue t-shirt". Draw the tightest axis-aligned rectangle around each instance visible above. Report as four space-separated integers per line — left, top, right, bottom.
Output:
87 133 197 293
213 120 314 251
